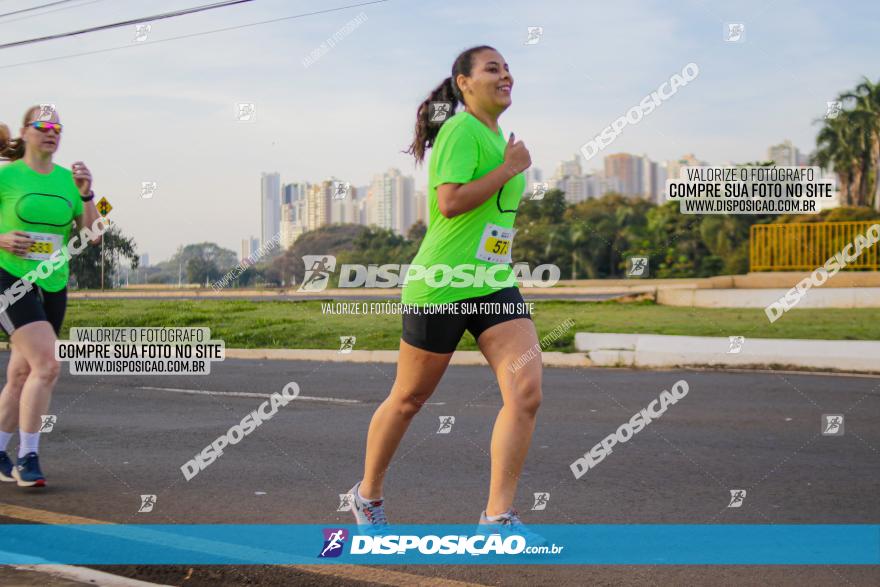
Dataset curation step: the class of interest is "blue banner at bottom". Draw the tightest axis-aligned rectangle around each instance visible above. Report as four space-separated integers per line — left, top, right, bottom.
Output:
0 524 877 565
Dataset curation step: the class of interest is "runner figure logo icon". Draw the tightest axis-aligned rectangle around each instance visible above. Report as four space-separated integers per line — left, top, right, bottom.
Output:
319 528 348 558
336 493 353 512
339 336 356 354
531 492 549 511
428 102 452 124
724 23 745 42
299 255 336 291
237 103 256 122
727 336 745 354
39 415 57 433
825 101 842 119
37 104 56 121
332 182 350 200
530 182 548 200
524 26 543 45
134 24 151 42
437 416 455 434
628 256 648 277
727 490 746 508
822 414 844 436
141 181 158 199
138 495 157 513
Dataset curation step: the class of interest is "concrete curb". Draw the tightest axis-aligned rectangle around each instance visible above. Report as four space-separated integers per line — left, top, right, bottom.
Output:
658 287 880 308
575 332 880 374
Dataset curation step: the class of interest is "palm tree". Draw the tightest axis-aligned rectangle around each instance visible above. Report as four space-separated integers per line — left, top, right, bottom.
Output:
841 77 880 210
814 114 859 206
815 77 880 209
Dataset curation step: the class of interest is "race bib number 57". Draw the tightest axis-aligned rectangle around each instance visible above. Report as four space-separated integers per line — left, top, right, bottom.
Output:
22 232 62 261
476 223 515 264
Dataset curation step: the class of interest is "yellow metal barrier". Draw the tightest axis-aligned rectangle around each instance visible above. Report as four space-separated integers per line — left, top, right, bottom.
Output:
750 221 879 271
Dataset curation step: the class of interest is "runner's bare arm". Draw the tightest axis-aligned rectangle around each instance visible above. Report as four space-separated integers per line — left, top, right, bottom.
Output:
437 132 530 218
71 161 102 245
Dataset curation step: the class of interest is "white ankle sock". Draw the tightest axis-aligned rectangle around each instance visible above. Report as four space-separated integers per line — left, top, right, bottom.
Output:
18 431 39 458
0 430 13 452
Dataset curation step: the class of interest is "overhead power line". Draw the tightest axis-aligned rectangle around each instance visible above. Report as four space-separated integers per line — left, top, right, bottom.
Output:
0 0 80 19
0 0 109 25
0 0 387 70
0 0 255 50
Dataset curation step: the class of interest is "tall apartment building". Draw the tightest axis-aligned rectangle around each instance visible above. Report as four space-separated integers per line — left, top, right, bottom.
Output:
367 168 416 235
306 181 331 231
280 182 309 249
604 153 640 197
260 172 281 245
550 156 590 203
768 140 803 167
240 236 260 261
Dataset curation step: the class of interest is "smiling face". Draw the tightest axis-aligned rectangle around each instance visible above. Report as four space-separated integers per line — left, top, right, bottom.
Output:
20 106 61 158
455 49 513 116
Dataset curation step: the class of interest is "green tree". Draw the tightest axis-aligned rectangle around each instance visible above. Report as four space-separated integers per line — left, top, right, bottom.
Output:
69 224 139 289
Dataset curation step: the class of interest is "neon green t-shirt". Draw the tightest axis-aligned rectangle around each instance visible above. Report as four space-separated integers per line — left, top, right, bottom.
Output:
0 160 83 292
401 112 526 306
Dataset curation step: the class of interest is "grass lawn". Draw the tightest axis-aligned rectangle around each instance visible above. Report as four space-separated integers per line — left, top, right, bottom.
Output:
1 299 875 351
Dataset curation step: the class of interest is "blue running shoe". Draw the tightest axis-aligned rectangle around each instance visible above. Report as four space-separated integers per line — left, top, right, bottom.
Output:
12 452 45 487
0 451 14 482
478 508 547 547
348 481 388 532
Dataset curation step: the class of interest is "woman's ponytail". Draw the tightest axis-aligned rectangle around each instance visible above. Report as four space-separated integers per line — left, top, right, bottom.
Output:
0 122 22 161
0 105 39 161
406 76 460 164
405 45 496 164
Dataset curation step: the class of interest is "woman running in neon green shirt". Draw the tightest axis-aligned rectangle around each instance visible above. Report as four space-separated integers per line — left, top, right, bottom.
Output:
349 46 544 536
0 106 102 487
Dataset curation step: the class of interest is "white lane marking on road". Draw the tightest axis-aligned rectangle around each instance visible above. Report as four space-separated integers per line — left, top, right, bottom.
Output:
138 386 360 404
137 387 446 406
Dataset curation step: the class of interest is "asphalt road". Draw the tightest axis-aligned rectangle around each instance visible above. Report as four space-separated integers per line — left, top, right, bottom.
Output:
0 355 877 586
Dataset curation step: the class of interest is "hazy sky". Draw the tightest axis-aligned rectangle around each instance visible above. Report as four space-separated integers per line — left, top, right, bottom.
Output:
2 0 877 262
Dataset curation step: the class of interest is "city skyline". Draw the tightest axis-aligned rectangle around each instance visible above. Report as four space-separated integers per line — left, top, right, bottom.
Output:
3 0 875 263
236 137 817 264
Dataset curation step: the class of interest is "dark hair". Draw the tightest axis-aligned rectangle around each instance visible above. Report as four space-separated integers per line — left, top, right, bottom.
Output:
406 45 496 164
0 105 40 161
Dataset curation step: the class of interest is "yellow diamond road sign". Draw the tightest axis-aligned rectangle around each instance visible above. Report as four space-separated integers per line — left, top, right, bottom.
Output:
96 196 112 216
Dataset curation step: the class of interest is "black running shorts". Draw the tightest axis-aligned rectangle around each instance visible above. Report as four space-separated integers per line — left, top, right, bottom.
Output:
0 267 67 337
401 286 532 354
